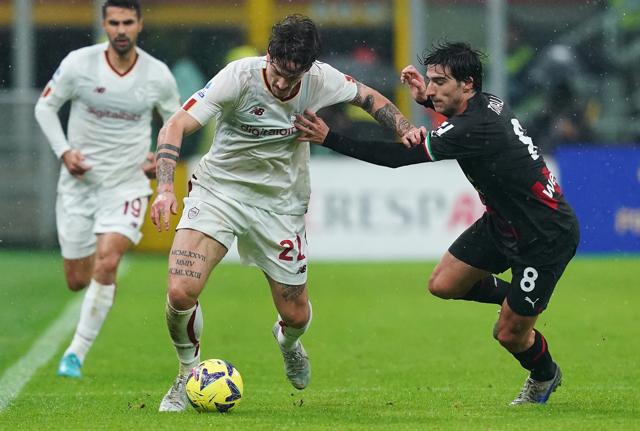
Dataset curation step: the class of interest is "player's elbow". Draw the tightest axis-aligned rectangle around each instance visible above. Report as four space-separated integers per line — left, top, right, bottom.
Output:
33 101 49 124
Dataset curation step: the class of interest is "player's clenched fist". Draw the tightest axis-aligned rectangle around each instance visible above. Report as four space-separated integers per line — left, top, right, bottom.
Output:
151 191 177 232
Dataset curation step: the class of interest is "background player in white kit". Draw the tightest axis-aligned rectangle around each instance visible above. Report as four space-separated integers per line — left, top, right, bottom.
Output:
34 0 180 378
152 14 422 412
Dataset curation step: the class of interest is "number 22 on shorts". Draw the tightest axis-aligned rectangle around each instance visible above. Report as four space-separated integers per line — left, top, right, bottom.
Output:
278 235 306 262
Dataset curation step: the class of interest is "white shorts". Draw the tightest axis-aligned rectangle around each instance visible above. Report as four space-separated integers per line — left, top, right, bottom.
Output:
176 183 308 285
56 188 149 259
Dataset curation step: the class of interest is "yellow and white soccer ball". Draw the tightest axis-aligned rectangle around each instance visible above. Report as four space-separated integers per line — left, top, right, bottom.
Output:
185 359 244 413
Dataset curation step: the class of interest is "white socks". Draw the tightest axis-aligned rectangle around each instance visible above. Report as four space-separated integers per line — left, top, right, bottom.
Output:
275 302 313 351
165 301 202 375
65 279 115 362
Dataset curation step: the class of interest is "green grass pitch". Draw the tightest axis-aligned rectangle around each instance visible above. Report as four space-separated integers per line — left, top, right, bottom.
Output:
0 251 638 430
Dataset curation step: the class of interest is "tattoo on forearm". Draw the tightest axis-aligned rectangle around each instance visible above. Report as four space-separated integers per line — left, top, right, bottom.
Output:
169 267 202 279
353 82 375 114
156 159 175 186
373 104 399 131
396 116 412 135
157 144 181 154
171 249 207 262
374 103 412 135
281 284 305 301
156 153 179 162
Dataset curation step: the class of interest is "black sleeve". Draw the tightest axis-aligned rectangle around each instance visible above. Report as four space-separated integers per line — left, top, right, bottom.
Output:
322 131 431 168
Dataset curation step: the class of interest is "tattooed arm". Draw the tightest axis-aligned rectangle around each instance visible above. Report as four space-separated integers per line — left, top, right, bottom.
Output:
150 110 202 231
350 81 421 147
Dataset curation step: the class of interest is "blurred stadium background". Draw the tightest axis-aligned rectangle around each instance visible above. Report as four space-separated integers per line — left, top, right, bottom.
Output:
0 0 638 257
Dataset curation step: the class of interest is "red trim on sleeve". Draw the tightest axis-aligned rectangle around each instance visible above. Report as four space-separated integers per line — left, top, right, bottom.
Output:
182 98 197 111
41 86 52 98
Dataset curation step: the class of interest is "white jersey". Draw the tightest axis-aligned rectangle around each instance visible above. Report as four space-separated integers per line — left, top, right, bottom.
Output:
35 42 180 195
184 56 357 215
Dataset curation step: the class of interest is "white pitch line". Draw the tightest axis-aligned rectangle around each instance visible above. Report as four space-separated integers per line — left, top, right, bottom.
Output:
0 295 82 411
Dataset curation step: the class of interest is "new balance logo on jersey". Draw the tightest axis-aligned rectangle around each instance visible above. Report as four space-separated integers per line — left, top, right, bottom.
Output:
250 106 265 116
94 87 106 94
433 121 454 136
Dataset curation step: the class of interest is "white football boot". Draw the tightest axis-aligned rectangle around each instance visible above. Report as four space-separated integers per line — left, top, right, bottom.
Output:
272 322 311 390
511 364 562 405
159 373 189 412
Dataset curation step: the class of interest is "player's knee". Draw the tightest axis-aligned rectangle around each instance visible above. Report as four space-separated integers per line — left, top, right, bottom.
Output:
66 276 90 292
280 304 310 329
167 278 198 310
94 251 121 277
495 327 528 351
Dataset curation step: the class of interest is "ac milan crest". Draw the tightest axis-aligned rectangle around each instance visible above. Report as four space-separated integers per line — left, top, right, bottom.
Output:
188 207 200 219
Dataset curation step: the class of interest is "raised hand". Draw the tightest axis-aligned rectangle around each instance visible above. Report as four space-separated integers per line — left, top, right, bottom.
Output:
400 65 428 104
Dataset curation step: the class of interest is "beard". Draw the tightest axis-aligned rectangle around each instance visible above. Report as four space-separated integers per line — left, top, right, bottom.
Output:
110 37 134 55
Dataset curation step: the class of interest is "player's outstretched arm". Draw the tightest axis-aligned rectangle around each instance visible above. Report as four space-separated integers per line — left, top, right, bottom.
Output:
296 109 429 168
350 81 421 148
150 110 201 232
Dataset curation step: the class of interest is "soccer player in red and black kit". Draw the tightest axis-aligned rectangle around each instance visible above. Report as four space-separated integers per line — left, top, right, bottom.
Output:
295 42 580 405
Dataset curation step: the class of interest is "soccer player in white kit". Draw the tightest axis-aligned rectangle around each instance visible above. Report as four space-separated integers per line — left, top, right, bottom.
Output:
151 14 422 412
34 0 180 378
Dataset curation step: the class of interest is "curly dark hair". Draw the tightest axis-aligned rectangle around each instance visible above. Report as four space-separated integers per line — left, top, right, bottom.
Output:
421 41 485 92
102 0 141 19
268 14 321 75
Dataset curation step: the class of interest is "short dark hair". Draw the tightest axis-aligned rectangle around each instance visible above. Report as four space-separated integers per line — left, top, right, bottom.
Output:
268 14 321 74
421 42 484 92
102 0 141 19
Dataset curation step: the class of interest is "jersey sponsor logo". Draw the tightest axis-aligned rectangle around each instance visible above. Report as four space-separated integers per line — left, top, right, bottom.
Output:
250 106 266 116
531 166 561 209
240 123 296 138
487 95 504 115
86 106 141 121
433 121 454 137
94 86 106 94
182 97 197 111
296 264 307 274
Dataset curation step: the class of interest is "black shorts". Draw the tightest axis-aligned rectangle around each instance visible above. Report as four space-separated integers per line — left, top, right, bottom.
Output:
448 215 579 316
